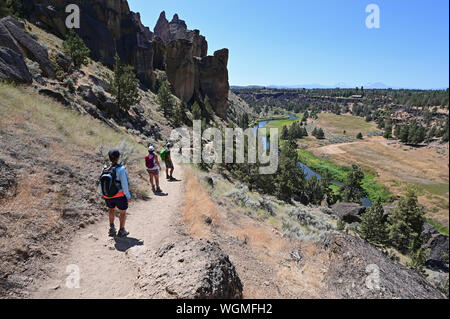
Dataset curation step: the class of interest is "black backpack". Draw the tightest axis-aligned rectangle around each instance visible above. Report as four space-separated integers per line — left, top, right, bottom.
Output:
100 164 122 197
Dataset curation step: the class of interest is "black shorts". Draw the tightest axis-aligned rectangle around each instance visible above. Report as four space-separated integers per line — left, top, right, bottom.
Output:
165 161 174 169
105 196 128 211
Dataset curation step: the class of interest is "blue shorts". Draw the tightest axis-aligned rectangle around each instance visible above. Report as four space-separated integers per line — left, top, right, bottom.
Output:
105 196 128 211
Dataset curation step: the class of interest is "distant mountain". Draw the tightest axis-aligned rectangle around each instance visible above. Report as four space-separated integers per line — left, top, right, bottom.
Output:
230 85 266 89
231 82 448 90
232 82 398 90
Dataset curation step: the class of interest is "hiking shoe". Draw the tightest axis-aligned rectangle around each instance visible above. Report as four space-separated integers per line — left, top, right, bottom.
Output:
151 185 156 193
109 227 117 237
117 228 129 238
156 187 162 193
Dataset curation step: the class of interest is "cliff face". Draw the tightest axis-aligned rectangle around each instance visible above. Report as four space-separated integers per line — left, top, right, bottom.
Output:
23 0 229 117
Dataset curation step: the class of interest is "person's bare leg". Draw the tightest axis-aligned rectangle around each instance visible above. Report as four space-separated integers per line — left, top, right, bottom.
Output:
109 208 116 225
119 210 127 229
155 174 160 189
149 173 155 188
170 167 174 178
166 167 169 179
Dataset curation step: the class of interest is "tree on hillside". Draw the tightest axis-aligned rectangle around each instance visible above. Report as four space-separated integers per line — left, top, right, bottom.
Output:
442 117 449 142
203 96 215 123
0 0 11 17
407 247 429 276
157 81 174 117
173 101 186 127
62 29 91 68
239 113 249 129
312 127 325 139
357 132 363 140
408 121 426 145
109 54 141 111
384 123 393 139
340 164 367 203
387 189 425 253
275 139 306 202
281 126 289 140
359 198 388 245
192 101 202 120
305 175 325 205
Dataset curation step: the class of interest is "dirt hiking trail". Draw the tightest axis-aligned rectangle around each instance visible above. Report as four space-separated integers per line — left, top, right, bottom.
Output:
31 166 186 299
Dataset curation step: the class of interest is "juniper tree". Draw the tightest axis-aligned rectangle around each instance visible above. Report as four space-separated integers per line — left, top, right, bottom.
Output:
275 139 306 202
359 198 388 245
203 96 215 123
192 101 202 120
281 126 289 140
387 189 426 253
109 54 141 111
0 0 11 17
62 29 91 68
157 81 174 117
340 164 367 203
406 247 429 276
357 132 364 140
173 101 186 127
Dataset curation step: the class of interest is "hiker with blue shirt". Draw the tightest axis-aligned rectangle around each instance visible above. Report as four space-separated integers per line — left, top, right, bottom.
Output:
99 149 131 238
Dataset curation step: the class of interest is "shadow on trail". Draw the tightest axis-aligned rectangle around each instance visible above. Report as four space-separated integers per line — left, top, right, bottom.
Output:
167 178 182 183
114 237 144 252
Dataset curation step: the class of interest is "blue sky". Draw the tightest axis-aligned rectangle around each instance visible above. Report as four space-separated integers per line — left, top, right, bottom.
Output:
129 0 449 89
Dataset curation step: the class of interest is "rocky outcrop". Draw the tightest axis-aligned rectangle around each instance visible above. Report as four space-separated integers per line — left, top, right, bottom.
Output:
154 11 207 58
322 232 445 299
165 39 196 104
153 11 171 44
129 239 243 299
331 202 366 223
0 16 55 78
152 36 166 71
0 47 32 83
195 49 230 118
24 1 230 117
0 16 55 79
165 39 229 116
423 234 449 272
24 0 153 84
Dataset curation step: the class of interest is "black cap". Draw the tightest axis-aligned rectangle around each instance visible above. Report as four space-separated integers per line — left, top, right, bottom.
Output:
108 149 120 161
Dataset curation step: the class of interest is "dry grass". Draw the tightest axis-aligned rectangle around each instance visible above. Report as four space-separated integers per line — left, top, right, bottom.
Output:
314 136 449 228
316 113 380 137
183 169 223 239
184 167 331 299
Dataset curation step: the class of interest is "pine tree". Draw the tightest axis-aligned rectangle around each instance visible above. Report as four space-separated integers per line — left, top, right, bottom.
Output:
281 126 289 140
173 101 186 127
407 248 429 276
192 101 202 120
157 81 174 117
359 198 388 245
109 54 141 111
275 139 306 202
340 164 367 203
0 0 11 17
62 29 91 68
384 124 392 139
399 124 410 143
203 96 215 123
305 175 324 205
357 132 364 140
387 189 425 253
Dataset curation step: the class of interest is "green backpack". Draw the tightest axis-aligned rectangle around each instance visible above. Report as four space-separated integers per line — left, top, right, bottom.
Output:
160 148 169 161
